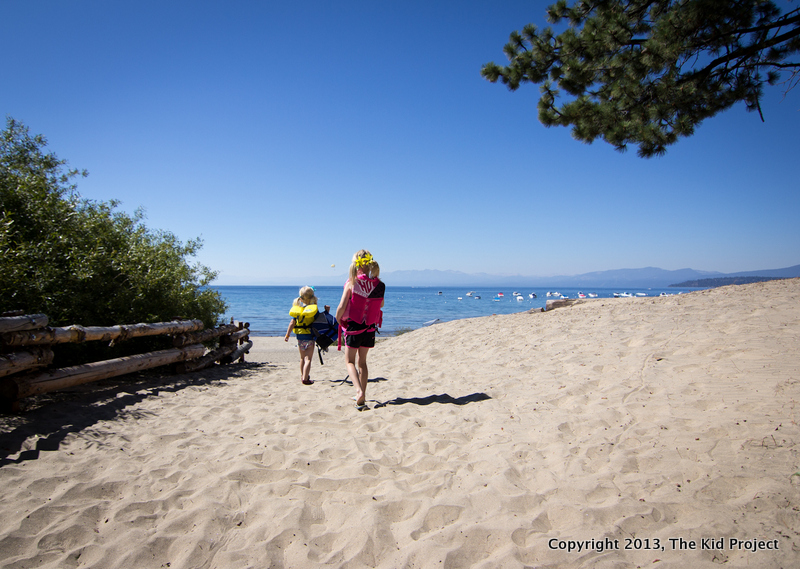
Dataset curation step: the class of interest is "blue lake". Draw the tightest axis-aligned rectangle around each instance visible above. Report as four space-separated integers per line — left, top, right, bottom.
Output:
215 285 704 336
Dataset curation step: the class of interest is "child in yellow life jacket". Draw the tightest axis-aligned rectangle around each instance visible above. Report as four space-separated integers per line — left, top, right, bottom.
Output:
336 250 385 410
285 286 318 385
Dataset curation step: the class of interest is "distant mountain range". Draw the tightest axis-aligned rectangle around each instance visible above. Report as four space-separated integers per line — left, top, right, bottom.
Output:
378 264 800 288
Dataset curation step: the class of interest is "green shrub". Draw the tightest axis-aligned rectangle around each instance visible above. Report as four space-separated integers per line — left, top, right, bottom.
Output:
0 118 227 334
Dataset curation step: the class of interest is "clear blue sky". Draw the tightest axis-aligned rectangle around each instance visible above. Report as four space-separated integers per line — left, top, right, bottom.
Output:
3 1 798 284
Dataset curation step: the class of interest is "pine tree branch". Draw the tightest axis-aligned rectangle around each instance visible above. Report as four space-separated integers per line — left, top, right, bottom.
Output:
691 17 800 78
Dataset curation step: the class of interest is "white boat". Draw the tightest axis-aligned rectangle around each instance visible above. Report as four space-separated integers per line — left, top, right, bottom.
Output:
474 295 481 299
578 292 586 298
466 291 475 297
528 293 537 299
588 293 598 298
512 291 521 296
457 297 463 300
516 295 524 301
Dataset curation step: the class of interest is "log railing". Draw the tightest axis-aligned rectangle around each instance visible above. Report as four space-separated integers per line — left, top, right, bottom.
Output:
0 313 251 410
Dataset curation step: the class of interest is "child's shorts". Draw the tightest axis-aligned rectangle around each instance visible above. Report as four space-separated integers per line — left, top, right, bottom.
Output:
296 334 314 351
344 330 376 349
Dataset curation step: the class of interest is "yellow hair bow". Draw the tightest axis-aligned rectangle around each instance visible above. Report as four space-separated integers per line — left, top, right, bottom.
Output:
355 253 373 268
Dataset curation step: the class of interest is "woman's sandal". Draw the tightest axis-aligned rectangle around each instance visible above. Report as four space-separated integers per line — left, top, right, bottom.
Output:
302 379 313 385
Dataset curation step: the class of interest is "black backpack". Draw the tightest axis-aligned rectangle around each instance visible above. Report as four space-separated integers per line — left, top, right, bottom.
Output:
310 308 339 364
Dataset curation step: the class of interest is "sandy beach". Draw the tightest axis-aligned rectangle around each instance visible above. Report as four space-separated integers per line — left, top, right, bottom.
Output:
1 278 799 568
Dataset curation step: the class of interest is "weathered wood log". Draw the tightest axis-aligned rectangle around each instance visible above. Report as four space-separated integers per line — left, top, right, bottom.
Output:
172 323 239 347
174 342 239 374
0 344 205 400
231 327 251 342
222 340 253 365
1 319 204 347
0 347 55 378
0 314 48 334
544 298 598 311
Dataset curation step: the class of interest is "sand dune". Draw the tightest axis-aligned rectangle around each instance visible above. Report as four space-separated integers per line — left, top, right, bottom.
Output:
1 279 799 568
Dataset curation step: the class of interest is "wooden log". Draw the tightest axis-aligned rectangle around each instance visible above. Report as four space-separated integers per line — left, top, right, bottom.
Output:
544 298 598 311
231 327 250 342
219 326 249 346
0 314 48 334
174 343 239 374
1 319 204 347
1 344 205 400
220 339 252 365
236 323 250 363
0 347 55 378
172 323 238 347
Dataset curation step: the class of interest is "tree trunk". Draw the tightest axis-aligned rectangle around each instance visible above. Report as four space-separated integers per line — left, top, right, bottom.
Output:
1 320 204 347
2 344 205 400
0 347 55 378
175 342 239 374
172 323 239 347
0 314 48 334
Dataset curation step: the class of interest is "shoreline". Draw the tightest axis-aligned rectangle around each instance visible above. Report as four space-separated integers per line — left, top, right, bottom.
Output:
1 279 798 568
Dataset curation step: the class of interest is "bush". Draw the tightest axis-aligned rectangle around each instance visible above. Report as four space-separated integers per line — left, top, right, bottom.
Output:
0 118 227 333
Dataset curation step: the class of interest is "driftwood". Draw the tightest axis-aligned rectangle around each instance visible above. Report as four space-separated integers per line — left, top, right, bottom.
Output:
0 347 55 378
0 313 251 408
0 344 205 400
225 340 253 365
172 323 238 347
0 314 48 334
545 298 598 311
222 327 251 344
1 319 204 347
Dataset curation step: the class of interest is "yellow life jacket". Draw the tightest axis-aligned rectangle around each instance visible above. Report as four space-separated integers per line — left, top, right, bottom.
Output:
289 304 318 335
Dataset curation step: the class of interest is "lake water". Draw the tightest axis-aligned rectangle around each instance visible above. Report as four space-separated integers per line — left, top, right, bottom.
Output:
215 285 704 336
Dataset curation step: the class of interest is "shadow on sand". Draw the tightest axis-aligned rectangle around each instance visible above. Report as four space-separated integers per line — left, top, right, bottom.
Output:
374 392 491 408
0 362 267 466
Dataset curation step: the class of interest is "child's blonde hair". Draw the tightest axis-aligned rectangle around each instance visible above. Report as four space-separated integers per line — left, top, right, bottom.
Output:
293 286 318 307
348 249 380 284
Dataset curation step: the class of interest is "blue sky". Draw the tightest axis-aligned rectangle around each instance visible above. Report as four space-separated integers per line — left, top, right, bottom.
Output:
3 1 798 284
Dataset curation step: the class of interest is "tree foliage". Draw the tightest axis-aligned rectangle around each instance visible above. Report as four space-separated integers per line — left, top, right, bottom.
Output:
0 118 227 331
482 0 800 157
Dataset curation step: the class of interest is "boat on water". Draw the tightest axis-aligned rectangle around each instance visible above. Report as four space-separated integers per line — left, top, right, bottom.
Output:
546 291 561 297
492 295 502 302
578 292 586 298
528 293 537 299
588 293 598 298
516 295 524 301
614 292 634 297
466 291 475 297
635 292 647 297
512 291 521 296
437 291 443 295
474 295 481 299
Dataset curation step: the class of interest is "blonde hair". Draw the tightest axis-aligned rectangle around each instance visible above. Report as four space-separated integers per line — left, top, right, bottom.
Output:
348 249 380 284
293 286 318 307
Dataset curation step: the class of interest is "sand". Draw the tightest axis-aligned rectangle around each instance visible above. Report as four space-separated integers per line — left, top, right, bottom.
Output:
1 279 799 568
